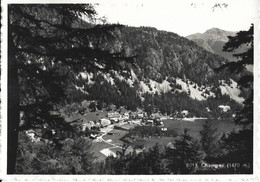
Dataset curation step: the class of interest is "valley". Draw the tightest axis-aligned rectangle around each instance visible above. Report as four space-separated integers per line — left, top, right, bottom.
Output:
9 3 253 174
61 102 240 162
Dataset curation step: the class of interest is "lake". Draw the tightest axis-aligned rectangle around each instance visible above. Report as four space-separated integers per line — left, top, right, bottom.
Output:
163 118 241 139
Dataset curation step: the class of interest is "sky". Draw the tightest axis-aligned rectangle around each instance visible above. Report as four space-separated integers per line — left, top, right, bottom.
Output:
95 0 259 36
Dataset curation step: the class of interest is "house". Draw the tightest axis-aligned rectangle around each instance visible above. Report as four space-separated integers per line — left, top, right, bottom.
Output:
122 112 130 120
137 113 144 118
90 134 97 139
181 110 189 117
206 107 211 112
82 123 88 131
159 121 164 126
160 116 168 120
25 130 41 142
218 105 231 112
161 127 167 132
132 119 141 124
110 117 119 123
100 118 111 127
107 112 121 119
145 119 154 126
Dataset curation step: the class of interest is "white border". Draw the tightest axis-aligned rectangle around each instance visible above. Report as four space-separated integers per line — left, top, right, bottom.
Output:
1 0 260 181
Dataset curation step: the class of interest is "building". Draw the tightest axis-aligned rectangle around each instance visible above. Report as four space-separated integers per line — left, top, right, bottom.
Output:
181 110 189 117
161 127 167 132
122 112 130 120
90 134 97 139
107 112 121 119
145 119 154 126
100 118 111 127
218 105 231 112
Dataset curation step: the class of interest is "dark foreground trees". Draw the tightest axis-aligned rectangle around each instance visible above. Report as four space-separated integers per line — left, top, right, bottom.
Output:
215 24 254 173
199 120 218 162
16 132 93 174
9 3 254 174
8 4 132 174
164 129 204 174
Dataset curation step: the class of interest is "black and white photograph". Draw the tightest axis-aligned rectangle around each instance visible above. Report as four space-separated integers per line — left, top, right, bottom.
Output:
1 0 259 180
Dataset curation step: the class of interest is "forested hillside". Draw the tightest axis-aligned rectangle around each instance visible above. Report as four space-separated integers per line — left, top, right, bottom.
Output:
65 25 243 117
89 26 232 83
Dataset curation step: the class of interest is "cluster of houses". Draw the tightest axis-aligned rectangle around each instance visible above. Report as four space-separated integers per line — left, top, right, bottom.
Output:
81 111 132 131
80 111 169 139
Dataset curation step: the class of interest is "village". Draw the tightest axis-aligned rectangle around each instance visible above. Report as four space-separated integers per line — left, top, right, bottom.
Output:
62 101 233 159
24 101 233 160
75 110 171 140
60 104 181 159
72 103 231 140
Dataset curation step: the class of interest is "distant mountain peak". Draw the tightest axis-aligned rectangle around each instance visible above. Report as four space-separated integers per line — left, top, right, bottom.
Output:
205 27 229 34
186 28 237 61
204 28 236 42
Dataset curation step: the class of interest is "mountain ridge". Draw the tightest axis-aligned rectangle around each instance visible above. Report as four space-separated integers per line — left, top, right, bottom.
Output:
186 28 237 61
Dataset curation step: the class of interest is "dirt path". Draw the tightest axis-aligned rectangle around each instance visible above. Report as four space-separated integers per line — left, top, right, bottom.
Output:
97 124 123 157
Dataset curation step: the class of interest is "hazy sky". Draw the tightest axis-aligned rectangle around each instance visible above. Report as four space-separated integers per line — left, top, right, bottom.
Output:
95 0 258 36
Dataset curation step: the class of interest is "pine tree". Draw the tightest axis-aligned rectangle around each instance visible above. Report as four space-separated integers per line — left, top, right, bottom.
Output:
199 120 218 162
215 24 253 173
165 129 203 174
16 132 94 174
8 4 133 174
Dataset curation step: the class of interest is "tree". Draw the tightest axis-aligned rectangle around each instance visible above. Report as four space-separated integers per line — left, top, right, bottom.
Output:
8 4 133 174
215 24 253 173
16 132 94 174
89 101 96 112
165 129 204 174
199 120 218 162
96 100 104 110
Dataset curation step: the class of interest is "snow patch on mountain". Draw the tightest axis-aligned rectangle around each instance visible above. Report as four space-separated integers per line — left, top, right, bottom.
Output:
79 72 88 79
176 78 206 101
130 69 138 80
140 81 153 93
78 72 94 84
103 73 115 85
139 77 217 101
149 79 172 93
114 71 134 87
77 70 244 105
219 79 244 104
138 79 172 94
75 85 88 94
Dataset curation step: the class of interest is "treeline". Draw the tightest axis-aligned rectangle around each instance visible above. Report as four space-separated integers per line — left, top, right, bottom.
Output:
143 91 241 118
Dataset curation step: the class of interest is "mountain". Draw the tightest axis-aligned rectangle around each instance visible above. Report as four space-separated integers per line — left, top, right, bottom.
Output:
186 28 237 61
93 26 232 84
66 25 243 118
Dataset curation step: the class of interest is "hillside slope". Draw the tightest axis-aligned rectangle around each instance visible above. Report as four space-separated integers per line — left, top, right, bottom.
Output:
67 25 243 118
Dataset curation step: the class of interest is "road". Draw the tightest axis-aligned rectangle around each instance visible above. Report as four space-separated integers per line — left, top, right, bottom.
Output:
96 124 123 157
